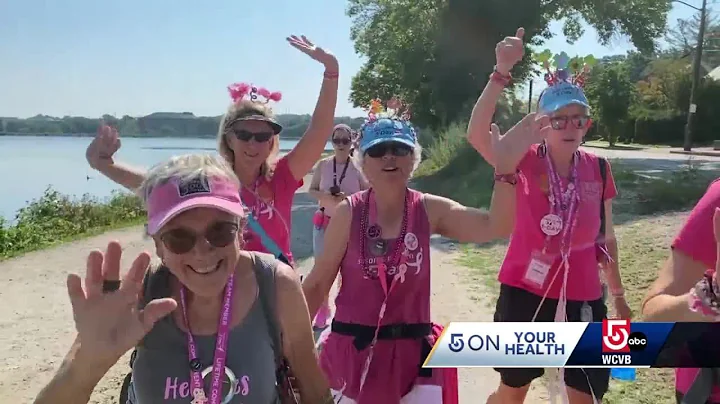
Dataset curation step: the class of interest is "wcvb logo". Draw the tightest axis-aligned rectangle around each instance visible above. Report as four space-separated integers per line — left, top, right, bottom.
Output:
602 319 630 353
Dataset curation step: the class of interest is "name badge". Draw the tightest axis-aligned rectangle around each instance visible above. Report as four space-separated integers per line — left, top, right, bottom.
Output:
523 252 553 288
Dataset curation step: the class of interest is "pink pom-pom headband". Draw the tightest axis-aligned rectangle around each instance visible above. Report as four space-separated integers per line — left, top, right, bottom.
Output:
227 82 282 105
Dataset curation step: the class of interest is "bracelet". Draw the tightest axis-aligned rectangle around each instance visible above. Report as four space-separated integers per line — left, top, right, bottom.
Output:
688 269 720 319
490 66 512 86
611 289 625 298
323 71 339 80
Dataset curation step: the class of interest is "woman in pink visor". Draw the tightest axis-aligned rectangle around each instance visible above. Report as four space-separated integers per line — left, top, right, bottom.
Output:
35 154 330 404
85 35 339 266
643 180 720 404
302 97 552 403
468 28 631 404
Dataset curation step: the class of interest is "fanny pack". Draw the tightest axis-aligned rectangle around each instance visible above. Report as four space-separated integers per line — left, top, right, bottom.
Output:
328 321 458 404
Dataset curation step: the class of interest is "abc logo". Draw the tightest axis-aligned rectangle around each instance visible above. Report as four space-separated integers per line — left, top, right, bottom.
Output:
627 331 648 352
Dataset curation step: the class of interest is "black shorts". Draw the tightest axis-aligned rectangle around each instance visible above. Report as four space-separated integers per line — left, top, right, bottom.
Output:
493 284 610 399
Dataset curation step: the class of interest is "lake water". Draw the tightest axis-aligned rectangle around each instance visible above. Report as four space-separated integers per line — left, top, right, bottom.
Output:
0 136 328 221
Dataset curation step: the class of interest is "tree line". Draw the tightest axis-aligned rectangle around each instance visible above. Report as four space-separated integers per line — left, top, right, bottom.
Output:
0 112 366 139
347 0 720 146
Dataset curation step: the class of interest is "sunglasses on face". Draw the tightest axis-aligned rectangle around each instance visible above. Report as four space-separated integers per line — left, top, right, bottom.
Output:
365 143 413 158
333 137 351 146
160 221 240 255
549 115 591 130
233 129 274 143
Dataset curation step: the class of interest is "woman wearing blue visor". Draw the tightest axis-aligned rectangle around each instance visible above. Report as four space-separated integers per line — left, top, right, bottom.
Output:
467 28 631 404
302 99 551 403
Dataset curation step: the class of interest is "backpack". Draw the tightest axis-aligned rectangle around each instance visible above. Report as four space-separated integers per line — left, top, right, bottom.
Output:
597 157 609 302
119 253 297 403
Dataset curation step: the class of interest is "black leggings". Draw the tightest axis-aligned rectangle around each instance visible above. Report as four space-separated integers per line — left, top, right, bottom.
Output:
492 284 610 399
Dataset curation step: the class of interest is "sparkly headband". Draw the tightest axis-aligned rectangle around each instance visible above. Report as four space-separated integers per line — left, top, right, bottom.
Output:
227 82 282 105
534 50 597 89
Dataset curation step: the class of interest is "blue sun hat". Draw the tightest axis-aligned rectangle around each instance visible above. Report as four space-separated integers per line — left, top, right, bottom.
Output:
359 117 417 152
538 81 590 114
537 51 592 114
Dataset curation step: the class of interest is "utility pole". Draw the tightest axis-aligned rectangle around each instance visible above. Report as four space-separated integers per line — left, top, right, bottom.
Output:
528 80 533 114
683 0 708 151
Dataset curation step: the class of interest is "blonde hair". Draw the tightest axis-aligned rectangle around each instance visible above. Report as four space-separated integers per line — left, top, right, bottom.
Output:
137 154 239 205
216 99 280 181
352 142 423 178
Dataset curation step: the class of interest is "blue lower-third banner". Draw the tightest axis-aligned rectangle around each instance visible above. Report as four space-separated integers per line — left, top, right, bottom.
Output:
423 321 720 368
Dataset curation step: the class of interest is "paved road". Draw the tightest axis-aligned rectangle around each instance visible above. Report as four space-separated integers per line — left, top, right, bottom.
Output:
580 146 720 175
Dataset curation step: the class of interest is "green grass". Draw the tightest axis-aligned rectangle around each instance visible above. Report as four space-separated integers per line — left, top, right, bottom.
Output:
0 187 146 260
413 124 720 404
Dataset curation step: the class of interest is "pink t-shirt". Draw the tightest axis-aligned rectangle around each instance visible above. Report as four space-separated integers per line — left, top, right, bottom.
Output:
672 179 720 400
498 145 618 301
241 156 303 264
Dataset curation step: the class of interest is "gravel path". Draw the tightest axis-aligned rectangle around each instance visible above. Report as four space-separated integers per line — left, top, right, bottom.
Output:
0 178 545 403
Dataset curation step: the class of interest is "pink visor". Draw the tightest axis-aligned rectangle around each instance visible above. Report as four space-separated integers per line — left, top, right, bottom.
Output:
146 175 245 236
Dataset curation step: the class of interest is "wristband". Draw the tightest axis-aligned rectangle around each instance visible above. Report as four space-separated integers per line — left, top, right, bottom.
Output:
611 288 625 298
688 269 720 319
490 66 512 86
323 71 339 80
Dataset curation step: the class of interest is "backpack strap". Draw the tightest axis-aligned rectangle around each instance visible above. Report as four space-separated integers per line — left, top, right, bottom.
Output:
681 368 720 404
250 252 288 376
598 157 608 238
129 265 171 368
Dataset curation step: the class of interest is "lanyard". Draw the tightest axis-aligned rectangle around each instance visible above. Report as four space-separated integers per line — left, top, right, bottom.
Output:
357 188 410 395
179 274 236 404
332 156 351 188
542 152 580 255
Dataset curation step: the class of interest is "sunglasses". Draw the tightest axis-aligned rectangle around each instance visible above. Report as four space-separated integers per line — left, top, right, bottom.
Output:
549 115 591 130
333 138 352 146
160 221 240 255
365 143 413 158
233 129 274 143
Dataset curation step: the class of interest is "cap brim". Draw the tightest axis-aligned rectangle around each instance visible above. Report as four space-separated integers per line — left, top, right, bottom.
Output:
360 137 416 152
147 197 246 235
237 116 283 134
540 100 590 114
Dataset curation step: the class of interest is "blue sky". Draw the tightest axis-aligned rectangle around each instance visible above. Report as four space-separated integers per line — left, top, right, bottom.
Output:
0 0 703 119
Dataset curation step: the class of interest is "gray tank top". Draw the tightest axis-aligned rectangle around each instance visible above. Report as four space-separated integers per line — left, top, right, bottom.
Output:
130 253 280 403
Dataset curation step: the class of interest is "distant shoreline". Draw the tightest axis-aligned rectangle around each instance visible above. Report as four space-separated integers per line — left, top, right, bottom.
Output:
0 132 303 140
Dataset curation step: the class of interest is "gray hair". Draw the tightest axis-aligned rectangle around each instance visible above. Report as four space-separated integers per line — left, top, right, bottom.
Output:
351 142 423 178
136 154 239 204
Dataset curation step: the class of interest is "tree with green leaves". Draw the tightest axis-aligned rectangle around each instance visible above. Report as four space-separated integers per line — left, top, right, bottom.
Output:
347 0 672 130
585 62 637 146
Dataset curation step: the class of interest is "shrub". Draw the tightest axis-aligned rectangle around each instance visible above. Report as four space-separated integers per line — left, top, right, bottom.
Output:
0 187 145 259
414 124 714 217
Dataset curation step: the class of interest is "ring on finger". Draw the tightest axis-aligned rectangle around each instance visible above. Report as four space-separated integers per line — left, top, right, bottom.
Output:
102 280 121 293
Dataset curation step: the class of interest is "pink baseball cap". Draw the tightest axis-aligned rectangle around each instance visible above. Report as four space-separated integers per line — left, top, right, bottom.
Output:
146 175 245 236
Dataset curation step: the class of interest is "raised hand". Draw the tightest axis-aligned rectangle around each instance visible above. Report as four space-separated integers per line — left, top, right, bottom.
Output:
286 35 339 72
86 123 121 170
67 241 177 366
495 27 525 75
490 113 550 173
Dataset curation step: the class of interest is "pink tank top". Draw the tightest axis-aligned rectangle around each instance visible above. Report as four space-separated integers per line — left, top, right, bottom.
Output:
318 156 364 196
333 189 431 325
